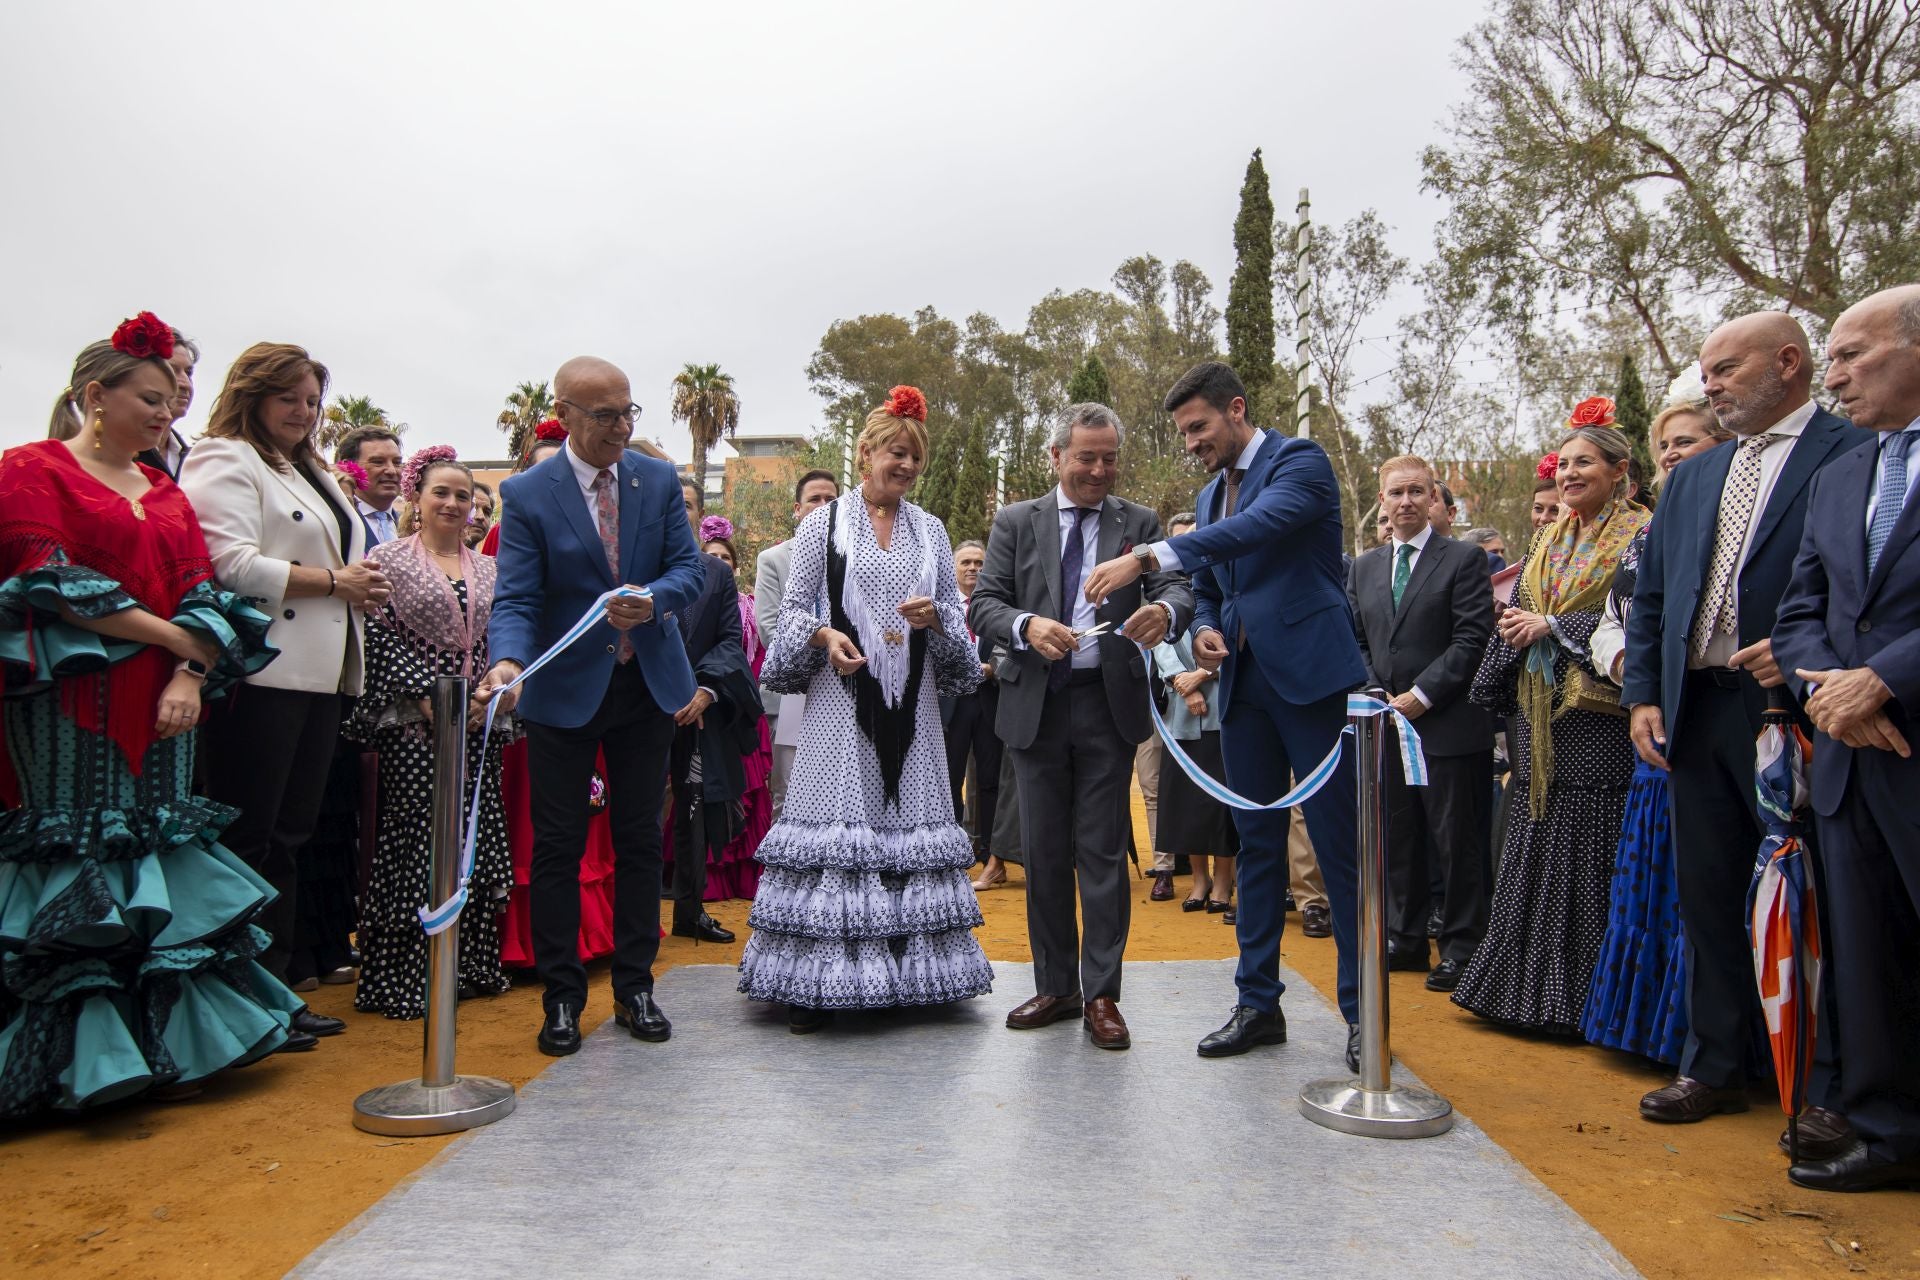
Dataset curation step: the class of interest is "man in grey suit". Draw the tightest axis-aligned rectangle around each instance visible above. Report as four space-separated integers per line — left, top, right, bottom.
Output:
971 403 1194 1050
1346 455 1495 992
753 468 841 822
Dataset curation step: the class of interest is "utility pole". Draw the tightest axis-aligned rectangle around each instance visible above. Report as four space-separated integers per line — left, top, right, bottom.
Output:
1293 188 1313 438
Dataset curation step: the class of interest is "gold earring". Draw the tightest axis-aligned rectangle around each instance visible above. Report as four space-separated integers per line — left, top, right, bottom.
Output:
92 410 104 452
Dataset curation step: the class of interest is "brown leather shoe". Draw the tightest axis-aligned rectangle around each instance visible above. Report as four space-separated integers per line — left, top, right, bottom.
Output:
1082 997 1130 1050
1780 1105 1854 1161
1640 1076 1750 1123
1301 904 1332 938
1006 992 1084 1030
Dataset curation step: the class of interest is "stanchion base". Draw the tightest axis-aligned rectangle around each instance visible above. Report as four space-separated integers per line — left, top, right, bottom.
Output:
1298 1077 1454 1139
353 1075 517 1137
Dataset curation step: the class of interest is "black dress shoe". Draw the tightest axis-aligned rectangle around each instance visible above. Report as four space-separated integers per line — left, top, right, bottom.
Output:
291 1007 346 1037
538 1002 582 1056
1197 1005 1288 1058
614 992 672 1042
788 1004 831 1035
1640 1076 1749 1123
275 1028 319 1053
1385 942 1431 973
1788 1138 1920 1192
672 913 736 943
1426 906 1444 938
1424 958 1463 991
1300 904 1332 938
1346 1025 1361 1073
1780 1106 1854 1161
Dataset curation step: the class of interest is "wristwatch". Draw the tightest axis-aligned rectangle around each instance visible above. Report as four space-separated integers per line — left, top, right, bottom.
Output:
176 658 210 679
1132 544 1158 572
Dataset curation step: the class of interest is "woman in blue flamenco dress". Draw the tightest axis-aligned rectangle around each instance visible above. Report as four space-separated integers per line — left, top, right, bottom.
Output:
0 315 293 1117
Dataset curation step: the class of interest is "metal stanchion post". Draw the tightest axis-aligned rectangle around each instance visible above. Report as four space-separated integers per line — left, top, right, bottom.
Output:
354 675 517 1136
1299 690 1453 1138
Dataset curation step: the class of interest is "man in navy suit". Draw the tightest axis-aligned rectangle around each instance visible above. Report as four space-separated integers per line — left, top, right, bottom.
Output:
1622 313 1862 1145
1086 362 1367 1070
1773 285 1920 1192
483 356 706 1057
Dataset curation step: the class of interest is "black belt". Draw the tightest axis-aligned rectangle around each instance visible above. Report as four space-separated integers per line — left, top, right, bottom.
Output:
1068 666 1105 687
1685 667 1744 690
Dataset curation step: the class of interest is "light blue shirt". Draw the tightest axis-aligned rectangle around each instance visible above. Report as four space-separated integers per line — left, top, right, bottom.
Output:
1151 635 1220 738
1012 486 1104 670
1863 417 1920 535
357 499 399 546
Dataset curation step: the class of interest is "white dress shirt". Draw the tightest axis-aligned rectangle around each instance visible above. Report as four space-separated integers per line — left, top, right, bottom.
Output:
1150 430 1268 574
357 498 400 546
1388 524 1437 708
1863 416 1920 534
1012 486 1104 669
1693 399 1815 667
564 440 617 525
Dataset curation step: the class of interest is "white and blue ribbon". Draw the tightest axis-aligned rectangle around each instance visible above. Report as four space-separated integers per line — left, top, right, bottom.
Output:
1143 647 1427 812
418 585 653 936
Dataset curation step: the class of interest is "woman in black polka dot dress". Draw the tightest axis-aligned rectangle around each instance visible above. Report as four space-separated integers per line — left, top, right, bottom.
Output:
1452 416 1649 1035
351 452 513 1019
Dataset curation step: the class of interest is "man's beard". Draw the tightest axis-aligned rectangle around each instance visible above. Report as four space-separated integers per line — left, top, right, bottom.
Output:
1714 366 1787 435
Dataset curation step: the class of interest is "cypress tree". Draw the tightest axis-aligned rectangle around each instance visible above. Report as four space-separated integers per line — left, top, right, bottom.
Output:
915 421 960 523
1225 149 1276 422
1615 353 1654 491
1066 352 1112 406
948 420 993 545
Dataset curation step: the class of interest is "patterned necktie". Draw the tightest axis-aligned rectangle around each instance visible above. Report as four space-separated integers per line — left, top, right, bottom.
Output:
1224 467 1244 518
1868 431 1917 575
1692 432 1783 659
1392 542 1414 610
592 469 633 663
1049 507 1092 692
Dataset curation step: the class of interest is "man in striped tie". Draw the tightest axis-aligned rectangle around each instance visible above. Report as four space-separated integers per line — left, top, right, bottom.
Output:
1774 284 1920 1193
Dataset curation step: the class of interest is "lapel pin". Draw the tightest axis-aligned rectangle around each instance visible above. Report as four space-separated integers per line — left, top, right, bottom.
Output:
630 477 639 488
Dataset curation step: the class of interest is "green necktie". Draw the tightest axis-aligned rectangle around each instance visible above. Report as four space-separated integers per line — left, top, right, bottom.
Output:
1392 542 1414 609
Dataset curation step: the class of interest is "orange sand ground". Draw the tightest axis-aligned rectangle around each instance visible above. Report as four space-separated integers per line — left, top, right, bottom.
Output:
6 823 1917 1278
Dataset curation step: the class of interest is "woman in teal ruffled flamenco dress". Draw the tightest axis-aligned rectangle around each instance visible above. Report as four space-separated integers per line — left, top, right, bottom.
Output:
0 313 294 1117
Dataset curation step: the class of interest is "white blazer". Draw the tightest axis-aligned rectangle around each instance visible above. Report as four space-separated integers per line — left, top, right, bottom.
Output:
179 436 368 695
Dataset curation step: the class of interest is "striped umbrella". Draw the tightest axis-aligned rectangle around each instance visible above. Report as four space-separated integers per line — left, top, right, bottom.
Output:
1747 691 1821 1162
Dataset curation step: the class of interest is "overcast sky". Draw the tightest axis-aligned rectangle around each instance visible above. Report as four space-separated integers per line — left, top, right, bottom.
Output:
0 0 1489 465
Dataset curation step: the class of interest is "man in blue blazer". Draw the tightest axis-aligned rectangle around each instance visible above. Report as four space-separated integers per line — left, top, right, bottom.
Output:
1773 285 1920 1192
1087 362 1367 1070
483 356 706 1057
1621 313 1862 1144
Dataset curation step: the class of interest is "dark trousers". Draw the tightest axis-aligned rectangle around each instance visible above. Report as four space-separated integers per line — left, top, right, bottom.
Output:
1222 657 1359 1024
1386 746 1493 964
945 685 1002 848
1817 746 1920 1161
1009 672 1134 1002
668 765 708 928
202 684 343 984
524 662 674 1009
1670 675 1771 1089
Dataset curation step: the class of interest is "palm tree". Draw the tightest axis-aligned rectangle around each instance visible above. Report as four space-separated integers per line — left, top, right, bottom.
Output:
496 379 555 460
320 394 403 453
669 363 741 497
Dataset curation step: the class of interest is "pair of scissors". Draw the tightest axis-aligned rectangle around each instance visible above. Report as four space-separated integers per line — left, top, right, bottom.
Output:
1070 621 1113 644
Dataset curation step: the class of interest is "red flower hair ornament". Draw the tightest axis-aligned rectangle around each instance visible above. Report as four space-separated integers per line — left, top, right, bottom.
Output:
402 444 459 497
884 385 928 422
112 311 175 361
1567 396 1617 428
533 418 567 443
1537 453 1560 481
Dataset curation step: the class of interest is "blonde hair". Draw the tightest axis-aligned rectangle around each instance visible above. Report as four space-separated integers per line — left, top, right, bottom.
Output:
1377 454 1436 486
48 339 175 440
1651 403 1730 452
855 407 928 475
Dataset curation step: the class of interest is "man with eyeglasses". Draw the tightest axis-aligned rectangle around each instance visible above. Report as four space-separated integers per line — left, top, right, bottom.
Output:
484 356 707 1057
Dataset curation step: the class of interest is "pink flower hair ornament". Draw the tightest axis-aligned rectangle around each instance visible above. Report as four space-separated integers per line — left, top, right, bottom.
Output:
699 515 735 544
335 459 369 490
402 444 459 498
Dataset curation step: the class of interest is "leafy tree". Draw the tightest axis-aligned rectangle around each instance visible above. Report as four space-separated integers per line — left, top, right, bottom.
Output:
1066 353 1111 405
1613 353 1654 487
1225 149 1277 422
670 363 742 494
717 434 844 574
1424 0 1920 371
495 380 554 461
319 394 404 453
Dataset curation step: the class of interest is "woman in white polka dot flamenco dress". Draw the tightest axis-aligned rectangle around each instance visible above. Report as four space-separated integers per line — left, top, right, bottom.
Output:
740 387 991 1031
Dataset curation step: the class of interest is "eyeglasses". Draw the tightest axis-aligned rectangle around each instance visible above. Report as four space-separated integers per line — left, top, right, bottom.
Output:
560 400 643 429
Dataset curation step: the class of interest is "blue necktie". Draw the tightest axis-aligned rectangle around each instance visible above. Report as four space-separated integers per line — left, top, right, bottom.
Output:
1867 432 1916 575
1050 507 1091 692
